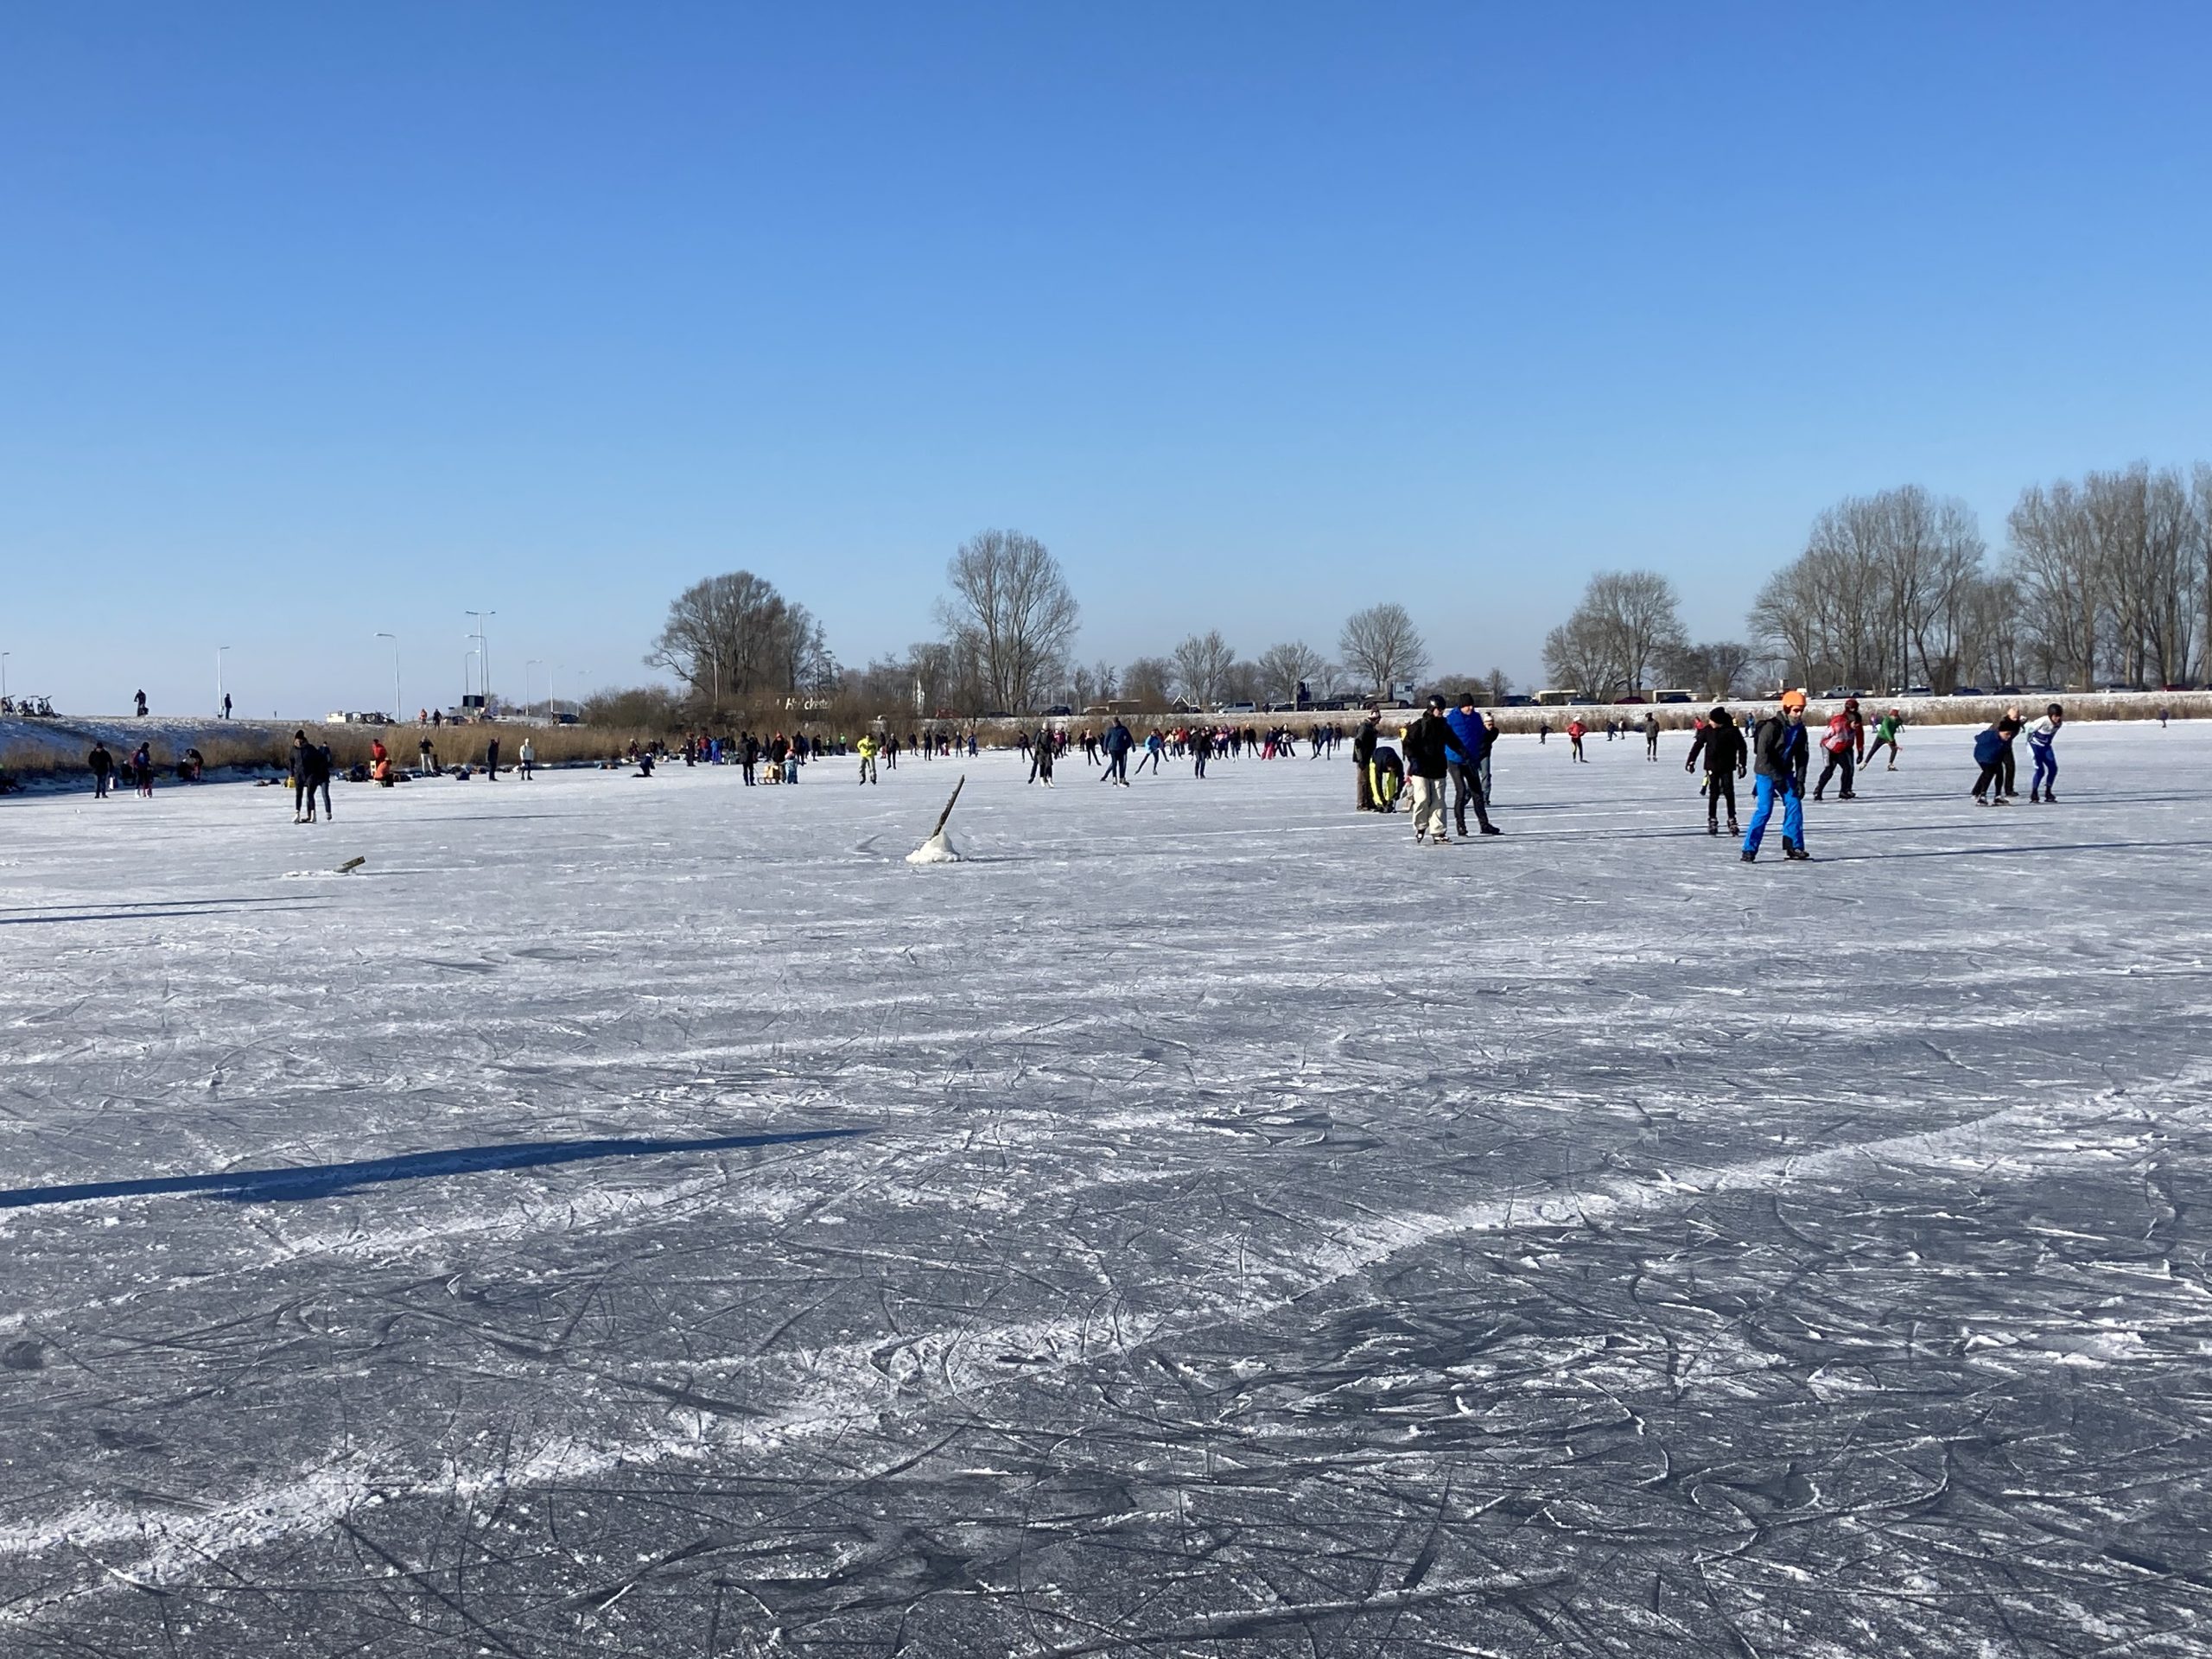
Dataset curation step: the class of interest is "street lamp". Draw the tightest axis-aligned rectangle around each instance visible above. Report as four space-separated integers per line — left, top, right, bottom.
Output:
464 647 480 712
216 645 231 716
376 632 400 723
465 610 496 714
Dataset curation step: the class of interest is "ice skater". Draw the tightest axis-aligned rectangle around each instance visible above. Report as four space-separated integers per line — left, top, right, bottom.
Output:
1643 712 1661 760
1101 718 1133 785
131 743 155 798
1028 728 1055 785
1812 696 1864 800
1444 691 1500 836
1971 716 2019 805
1352 712 1380 810
1686 706 1746 836
2027 704 2063 802
87 741 115 798
1866 707 1903 771
1566 717 1587 761
485 735 501 779
1742 690 1810 861
859 733 880 784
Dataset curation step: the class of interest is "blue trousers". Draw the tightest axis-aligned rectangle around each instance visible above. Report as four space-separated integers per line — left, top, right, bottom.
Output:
2031 747 2056 791
1743 775 1802 855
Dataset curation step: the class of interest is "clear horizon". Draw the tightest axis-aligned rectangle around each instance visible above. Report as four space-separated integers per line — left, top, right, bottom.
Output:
4 3 2209 718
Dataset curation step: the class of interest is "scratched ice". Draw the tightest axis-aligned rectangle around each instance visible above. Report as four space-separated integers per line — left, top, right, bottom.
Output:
3 722 2209 1656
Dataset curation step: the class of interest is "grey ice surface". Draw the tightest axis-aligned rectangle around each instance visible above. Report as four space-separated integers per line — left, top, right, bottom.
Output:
3 724 2210 1657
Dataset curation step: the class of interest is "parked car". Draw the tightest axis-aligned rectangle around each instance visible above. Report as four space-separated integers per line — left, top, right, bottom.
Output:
1948 686 1985 696
1503 694 1535 707
1900 684 1934 697
1043 704 1073 716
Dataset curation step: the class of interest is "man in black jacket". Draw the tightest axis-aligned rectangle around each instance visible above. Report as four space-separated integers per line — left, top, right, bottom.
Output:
1742 691 1809 861
1685 708 1747 836
87 741 115 799
1351 714 1380 810
1402 696 1471 843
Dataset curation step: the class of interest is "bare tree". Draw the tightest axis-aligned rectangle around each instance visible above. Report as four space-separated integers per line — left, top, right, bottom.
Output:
935 530 1080 714
1170 630 1237 708
1541 612 1613 697
1484 666 1513 706
646 570 830 709
1121 656 1176 709
1254 640 1328 706
1338 604 1429 697
1673 639 1756 698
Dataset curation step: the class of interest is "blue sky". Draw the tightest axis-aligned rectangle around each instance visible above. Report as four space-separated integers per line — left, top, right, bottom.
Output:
3 3 2208 715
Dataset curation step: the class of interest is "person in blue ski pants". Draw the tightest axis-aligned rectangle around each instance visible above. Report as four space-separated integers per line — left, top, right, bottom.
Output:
2027 703 2064 802
1742 690 1811 861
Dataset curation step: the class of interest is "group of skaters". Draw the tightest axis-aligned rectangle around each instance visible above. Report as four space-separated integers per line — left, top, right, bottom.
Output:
1350 694 1503 842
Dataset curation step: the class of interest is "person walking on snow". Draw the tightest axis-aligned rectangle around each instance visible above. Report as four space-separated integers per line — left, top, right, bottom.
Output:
2027 704 2064 802
1686 706 1747 836
1742 690 1810 861
87 741 115 799
290 730 333 823
1443 692 1501 836
1643 712 1661 760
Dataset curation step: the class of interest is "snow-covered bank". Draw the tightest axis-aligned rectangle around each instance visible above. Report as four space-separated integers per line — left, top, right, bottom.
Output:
2 725 2209 1656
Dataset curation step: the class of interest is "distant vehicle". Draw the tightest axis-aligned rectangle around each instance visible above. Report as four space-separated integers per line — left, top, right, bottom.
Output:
1503 694 1535 707
1822 686 1872 699
1949 686 1986 696
1043 704 1073 716
979 709 1014 719
1901 684 1934 697
1994 683 2023 696
2099 681 2133 692
2163 682 2200 692
1533 689 1580 706
1614 694 1649 704
1655 689 1694 703
1216 701 1257 713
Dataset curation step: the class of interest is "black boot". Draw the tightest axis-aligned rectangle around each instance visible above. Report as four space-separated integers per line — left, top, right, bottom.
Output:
1741 849 1757 862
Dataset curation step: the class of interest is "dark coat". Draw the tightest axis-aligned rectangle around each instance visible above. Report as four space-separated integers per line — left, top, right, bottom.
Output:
1687 721 1746 774
1751 715 1808 786
1402 713 1467 780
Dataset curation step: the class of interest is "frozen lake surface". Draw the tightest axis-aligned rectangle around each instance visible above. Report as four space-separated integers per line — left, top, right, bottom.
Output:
3 722 2210 1656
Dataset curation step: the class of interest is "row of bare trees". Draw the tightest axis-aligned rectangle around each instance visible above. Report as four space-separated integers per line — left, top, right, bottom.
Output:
1747 468 2210 693
1541 571 1755 699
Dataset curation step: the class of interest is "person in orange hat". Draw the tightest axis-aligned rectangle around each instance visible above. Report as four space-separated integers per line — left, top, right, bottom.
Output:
1743 690 1811 861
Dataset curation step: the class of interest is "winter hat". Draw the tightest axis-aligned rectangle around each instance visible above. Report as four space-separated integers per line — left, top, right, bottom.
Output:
1778 690 1808 712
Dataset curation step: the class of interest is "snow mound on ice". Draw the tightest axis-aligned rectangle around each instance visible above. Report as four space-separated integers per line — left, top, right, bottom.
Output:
905 830 962 865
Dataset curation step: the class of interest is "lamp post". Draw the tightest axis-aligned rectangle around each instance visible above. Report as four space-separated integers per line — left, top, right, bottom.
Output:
465 611 496 714
375 632 400 724
216 645 231 717
464 647 480 711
